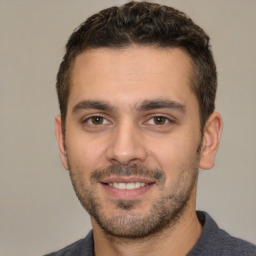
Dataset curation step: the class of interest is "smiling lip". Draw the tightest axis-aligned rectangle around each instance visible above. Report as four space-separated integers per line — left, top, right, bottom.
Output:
100 176 155 199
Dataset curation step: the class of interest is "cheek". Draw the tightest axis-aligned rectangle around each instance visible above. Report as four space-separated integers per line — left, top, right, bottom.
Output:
148 132 200 176
66 132 107 174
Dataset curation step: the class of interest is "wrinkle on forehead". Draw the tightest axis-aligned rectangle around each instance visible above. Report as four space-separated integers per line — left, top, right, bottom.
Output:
72 45 193 80
68 46 197 116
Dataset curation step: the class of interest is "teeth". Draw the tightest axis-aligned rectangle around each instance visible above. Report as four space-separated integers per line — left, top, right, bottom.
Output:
119 183 126 189
126 183 134 190
109 182 147 190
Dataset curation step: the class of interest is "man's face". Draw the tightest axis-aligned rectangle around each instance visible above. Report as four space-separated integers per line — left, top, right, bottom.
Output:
57 46 203 238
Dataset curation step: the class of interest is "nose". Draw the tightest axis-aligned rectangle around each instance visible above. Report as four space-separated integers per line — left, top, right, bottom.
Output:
105 120 147 166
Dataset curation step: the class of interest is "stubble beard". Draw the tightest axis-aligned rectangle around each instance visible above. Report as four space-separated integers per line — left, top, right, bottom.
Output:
68 155 199 239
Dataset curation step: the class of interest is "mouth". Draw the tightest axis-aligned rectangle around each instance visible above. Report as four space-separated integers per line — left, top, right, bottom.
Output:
100 177 155 199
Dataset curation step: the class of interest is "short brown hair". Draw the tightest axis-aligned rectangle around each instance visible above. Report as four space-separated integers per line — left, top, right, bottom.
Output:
56 1 217 132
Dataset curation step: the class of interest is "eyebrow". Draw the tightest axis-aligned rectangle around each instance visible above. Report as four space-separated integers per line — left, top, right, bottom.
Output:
136 99 186 113
72 99 185 114
72 100 114 113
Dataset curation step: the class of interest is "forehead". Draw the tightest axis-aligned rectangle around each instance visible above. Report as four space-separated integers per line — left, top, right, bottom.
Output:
69 46 196 110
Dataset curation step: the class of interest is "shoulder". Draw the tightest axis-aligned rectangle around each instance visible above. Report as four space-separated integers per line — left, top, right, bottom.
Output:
43 231 94 256
216 228 256 255
189 211 256 256
43 239 83 256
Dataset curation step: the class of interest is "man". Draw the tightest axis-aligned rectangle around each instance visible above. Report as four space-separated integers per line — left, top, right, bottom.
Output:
45 1 256 255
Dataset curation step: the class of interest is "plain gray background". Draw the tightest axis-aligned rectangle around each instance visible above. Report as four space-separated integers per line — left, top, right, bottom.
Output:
1 0 255 255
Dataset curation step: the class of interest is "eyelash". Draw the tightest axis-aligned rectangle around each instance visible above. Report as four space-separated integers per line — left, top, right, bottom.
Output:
82 115 174 127
82 115 110 125
146 116 173 126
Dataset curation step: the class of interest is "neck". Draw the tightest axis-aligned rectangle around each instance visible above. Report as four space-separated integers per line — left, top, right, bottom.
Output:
92 190 202 256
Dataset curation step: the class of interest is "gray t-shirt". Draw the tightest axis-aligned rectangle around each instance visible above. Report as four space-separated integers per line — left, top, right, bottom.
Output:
44 211 256 256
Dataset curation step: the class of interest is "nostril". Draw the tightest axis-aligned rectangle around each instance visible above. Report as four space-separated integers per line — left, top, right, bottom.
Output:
108 157 142 166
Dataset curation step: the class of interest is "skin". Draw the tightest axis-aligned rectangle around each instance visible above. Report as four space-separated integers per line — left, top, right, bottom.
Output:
55 46 222 256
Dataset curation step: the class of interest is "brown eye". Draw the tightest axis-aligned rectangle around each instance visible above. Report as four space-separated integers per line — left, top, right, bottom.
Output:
82 115 111 131
83 116 107 125
91 116 104 125
153 116 168 125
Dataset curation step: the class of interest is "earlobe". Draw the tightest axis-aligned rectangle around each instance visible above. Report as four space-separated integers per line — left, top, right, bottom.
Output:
199 112 223 170
55 115 69 170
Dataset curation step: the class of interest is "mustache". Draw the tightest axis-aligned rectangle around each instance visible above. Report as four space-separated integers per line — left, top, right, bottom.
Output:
90 164 166 185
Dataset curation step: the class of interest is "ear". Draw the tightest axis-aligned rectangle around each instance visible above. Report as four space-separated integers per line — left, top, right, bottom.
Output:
199 112 223 170
55 115 69 170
